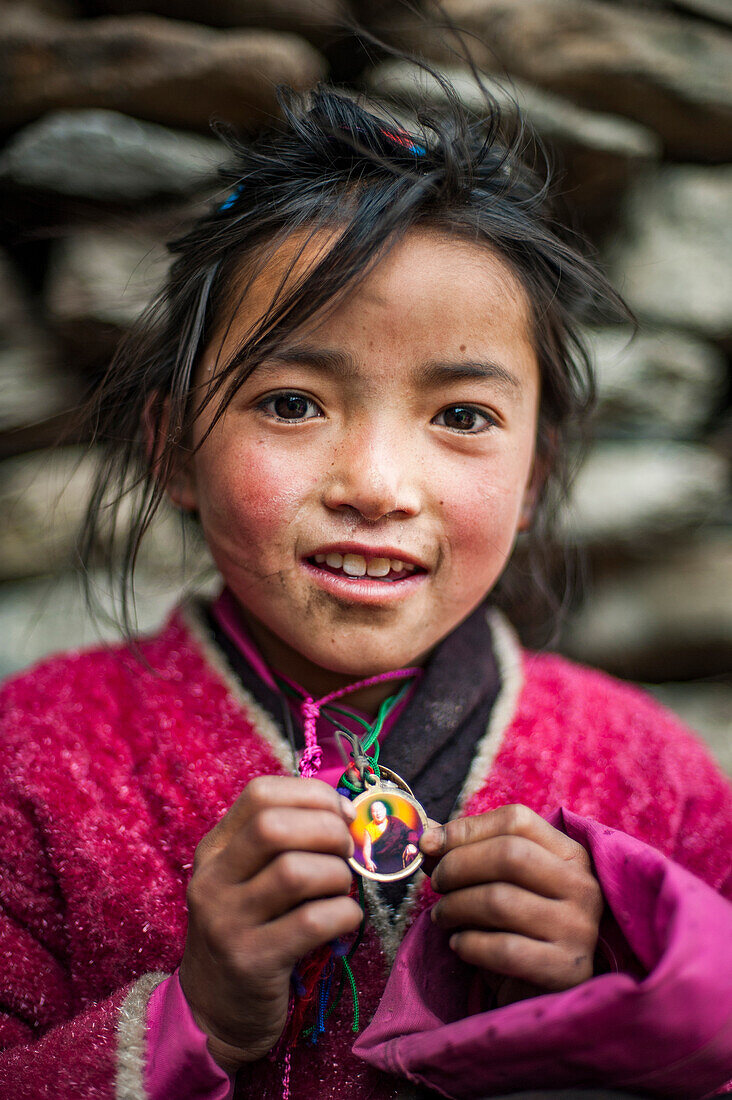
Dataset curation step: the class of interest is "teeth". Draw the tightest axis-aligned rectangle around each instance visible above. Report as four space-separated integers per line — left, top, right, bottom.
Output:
313 552 420 577
366 557 391 577
342 553 367 576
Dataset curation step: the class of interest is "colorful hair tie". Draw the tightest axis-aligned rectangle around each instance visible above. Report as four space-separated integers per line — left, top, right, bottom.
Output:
218 182 244 212
380 127 426 156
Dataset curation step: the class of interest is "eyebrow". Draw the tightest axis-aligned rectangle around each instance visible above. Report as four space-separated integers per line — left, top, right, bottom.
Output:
244 343 522 393
267 344 356 377
418 359 522 393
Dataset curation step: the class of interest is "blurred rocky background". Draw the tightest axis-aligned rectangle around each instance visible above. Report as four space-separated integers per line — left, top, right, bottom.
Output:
0 0 730 771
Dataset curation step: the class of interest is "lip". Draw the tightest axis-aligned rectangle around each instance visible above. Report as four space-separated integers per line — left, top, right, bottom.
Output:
305 542 429 570
300 558 429 605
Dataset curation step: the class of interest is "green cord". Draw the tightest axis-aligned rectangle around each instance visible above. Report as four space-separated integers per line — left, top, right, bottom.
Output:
318 702 373 732
273 679 411 785
275 678 407 1041
341 956 359 1031
327 683 411 791
274 674 408 1046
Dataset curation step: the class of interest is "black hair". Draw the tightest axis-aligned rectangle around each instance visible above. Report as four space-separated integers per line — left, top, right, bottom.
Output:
79 77 629 643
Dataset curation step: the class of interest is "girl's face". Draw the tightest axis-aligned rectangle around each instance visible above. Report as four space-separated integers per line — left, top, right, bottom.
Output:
176 229 540 695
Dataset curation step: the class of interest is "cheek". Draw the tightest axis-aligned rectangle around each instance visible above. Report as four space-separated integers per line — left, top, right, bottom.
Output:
194 437 316 542
439 451 531 563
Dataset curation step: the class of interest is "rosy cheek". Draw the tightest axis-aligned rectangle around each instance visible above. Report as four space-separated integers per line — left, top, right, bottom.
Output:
197 439 315 539
439 465 525 559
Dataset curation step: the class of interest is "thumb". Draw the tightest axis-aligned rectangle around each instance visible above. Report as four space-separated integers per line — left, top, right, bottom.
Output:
418 818 444 876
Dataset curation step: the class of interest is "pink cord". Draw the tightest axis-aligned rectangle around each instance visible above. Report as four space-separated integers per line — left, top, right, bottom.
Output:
282 1046 292 1100
297 668 420 778
287 666 419 1097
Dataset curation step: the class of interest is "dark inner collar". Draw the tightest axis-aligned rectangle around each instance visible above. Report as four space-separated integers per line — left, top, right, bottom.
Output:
203 600 501 826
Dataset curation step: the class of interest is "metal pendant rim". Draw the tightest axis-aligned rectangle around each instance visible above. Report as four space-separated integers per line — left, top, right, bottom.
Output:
347 775 428 883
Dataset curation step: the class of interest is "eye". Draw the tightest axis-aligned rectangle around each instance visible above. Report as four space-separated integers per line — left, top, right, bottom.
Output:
433 405 496 433
257 391 322 422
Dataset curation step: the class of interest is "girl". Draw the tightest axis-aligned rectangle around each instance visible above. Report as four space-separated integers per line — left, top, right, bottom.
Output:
0 86 730 1100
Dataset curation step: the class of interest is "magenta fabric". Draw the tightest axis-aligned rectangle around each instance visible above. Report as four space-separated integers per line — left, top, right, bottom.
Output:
353 808 732 1098
210 587 419 787
141 594 419 1098
145 972 234 1100
0 606 730 1096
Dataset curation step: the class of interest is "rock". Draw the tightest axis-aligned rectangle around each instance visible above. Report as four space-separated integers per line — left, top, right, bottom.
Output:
2 1 76 21
46 227 170 337
411 0 732 160
0 110 225 201
0 346 73 436
75 0 350 43
0 449 97 580
588 326 727 439
606 166 732 340
673 0 732 26
564 442 728 545
647 682 732 775
0 250 74 438
45 225 172 372
631 0 732 29
367 60 659 161
560 531 732 681
0 569 213 682
0 447 211 581
366 59 660 225
0 11 326 132
0 246 43 340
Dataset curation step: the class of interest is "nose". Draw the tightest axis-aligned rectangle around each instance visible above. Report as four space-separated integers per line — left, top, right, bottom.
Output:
321 420 421 522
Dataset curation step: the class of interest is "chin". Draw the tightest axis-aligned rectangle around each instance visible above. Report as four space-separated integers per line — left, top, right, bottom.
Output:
307 642 421 679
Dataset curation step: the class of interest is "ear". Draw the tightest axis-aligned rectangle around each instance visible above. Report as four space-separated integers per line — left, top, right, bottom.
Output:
144 394 198 513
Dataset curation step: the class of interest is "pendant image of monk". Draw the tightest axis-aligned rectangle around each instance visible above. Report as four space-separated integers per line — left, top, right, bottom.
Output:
362 799 420 876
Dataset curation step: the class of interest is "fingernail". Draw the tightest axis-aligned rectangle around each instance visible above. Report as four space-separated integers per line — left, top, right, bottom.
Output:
420 825 444 855
339 796 356 822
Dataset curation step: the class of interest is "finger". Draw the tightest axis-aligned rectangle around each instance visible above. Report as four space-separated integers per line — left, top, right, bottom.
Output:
266 896 364 967
431 834 586 900
226 805 354 882
421 805 587 866
214 806 355 884
236 852 355 924
449 930 589 991
194 777 354 869
220 777 355 837
419 819 444 876
432 883 571 942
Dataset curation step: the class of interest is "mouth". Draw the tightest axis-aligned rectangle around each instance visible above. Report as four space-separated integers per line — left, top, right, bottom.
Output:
306 550 424 583
301 546 429 603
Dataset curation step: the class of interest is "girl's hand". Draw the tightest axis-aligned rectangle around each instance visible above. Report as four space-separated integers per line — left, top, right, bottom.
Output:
420 804 603 1005
179 776 362 1073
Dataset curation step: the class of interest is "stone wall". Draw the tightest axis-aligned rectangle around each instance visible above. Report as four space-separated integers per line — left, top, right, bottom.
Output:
1 0 729 769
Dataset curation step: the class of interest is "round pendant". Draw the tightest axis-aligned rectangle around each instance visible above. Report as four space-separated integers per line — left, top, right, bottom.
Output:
347 769 428 883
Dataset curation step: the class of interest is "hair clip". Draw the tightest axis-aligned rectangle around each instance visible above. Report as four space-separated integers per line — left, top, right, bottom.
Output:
218 182 244 212
379 127 426 157
336 121 426 159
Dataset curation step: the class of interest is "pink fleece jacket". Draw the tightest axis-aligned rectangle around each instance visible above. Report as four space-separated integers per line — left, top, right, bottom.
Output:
0 603 729 1098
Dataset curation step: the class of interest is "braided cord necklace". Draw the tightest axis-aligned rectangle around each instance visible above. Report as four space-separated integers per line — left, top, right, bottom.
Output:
274 670 428 1048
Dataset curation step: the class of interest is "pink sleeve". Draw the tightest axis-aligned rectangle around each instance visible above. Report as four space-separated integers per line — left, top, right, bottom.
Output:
354 810 732 1099
145 972 234 1100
